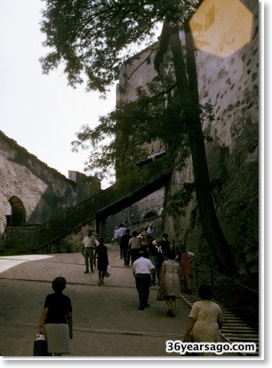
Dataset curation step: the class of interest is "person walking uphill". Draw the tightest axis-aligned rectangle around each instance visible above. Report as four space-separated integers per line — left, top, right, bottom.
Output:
132 250 155 310
180 245 197 294
120 228 132 266
37 277 73 356
95 238 109 286
183 284 223 355
160 250 181 317
82 230 96 273
116 223 127 259
129 231 141 264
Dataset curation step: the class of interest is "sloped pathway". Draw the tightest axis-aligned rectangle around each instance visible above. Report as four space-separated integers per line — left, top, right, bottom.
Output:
0 245 260 359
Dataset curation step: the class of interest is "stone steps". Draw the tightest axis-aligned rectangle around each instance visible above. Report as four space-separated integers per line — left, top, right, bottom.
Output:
180 291 259 356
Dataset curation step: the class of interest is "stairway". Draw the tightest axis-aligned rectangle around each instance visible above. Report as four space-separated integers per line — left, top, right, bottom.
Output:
4 156 172 253
180 291 259 356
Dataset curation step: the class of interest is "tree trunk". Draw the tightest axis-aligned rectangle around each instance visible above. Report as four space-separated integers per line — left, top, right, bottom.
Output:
169 25 235 276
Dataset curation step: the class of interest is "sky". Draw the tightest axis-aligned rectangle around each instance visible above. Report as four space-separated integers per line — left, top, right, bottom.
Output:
0 1 269 186
0 0 116 188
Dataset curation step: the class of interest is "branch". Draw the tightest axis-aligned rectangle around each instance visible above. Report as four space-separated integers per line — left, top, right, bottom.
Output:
140 83 177 109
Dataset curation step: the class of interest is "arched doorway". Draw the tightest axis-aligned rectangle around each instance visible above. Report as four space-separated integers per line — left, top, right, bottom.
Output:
6 196 26 226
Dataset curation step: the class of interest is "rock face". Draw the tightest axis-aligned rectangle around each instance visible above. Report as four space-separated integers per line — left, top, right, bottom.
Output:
0 131 100 235
108 0 259 282
163 0 259 281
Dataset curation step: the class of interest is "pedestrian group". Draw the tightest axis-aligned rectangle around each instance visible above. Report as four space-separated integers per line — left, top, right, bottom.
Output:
36 224 223 356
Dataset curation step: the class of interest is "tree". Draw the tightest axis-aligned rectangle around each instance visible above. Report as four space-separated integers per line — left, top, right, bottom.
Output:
72 73 191 184
40 0 235 275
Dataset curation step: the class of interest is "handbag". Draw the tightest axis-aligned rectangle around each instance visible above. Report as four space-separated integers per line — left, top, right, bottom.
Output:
105 265 111 277
33 333 48 356
157 284 166 301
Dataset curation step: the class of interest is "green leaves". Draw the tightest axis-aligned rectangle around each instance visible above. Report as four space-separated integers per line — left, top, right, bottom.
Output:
165 182 195 215
41 0 200 181
40 0 199 92
40 0 163 92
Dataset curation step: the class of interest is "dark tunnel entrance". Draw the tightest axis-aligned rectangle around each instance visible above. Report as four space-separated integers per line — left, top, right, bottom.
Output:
6 196 26 226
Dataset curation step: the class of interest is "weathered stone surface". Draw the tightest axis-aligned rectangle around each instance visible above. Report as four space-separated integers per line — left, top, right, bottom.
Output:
110 0 259 283
163 0 259 280
0 131 100 235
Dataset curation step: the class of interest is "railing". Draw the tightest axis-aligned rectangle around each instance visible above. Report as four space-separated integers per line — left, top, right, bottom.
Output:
4 156 172 253
33 156 172 250
193 262 259 330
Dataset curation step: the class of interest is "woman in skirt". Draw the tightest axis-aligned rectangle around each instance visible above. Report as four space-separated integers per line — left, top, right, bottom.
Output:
37 277 73 356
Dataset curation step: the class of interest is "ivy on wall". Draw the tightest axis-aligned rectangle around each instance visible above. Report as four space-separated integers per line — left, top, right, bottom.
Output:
165 182 195 215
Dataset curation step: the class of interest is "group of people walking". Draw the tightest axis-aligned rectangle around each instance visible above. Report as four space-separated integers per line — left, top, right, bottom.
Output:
114 224 200 317
115 224 197 292
131 246 223 354
119 225 223 353
36 228 223 356
131 240 197 317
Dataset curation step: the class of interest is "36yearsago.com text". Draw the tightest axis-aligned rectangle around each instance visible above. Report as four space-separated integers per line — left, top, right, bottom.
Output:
166 341 257 355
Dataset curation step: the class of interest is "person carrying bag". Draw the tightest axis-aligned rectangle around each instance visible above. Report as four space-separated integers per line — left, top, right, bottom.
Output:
33 332 49 356
37 277 73 356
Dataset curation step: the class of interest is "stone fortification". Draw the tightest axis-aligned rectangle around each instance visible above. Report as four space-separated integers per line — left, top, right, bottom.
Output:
164 0 259 279
0 130 100 235
108 0 259 282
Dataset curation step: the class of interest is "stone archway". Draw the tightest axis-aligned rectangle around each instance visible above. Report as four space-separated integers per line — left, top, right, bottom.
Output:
6 196 26 226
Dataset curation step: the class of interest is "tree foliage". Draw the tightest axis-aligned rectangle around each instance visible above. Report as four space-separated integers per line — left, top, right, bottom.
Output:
71 71 194 183
40 0 199 181
40 0 236 275
40 0 198 93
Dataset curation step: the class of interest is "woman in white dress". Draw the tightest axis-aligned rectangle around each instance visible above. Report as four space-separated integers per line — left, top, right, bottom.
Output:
160 250 181 317
183 284 223 352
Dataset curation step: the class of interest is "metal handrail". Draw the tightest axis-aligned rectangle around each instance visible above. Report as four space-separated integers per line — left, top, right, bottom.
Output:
194 262 258 294
193 261 258 330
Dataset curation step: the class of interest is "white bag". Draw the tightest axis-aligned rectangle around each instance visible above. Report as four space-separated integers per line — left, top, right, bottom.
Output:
105 265 111 277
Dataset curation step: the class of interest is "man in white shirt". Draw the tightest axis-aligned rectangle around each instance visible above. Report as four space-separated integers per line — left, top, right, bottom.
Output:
82 230 96 273
132 250 155 310
116 224 127 259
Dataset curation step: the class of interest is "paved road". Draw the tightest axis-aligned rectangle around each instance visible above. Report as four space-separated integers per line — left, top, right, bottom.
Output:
0 244 193 359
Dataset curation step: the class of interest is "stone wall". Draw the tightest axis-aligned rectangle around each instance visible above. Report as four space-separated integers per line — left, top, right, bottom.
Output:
163 0 259 280
2 221 97 255
0 130 100 235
